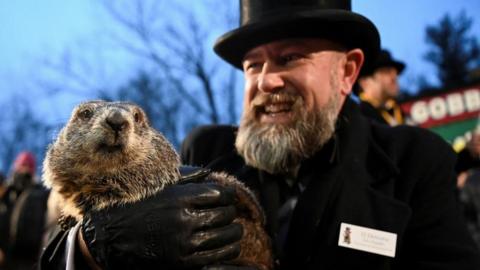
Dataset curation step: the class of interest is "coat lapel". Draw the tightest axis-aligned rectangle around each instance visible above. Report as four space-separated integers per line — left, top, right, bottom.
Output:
282 99 411 266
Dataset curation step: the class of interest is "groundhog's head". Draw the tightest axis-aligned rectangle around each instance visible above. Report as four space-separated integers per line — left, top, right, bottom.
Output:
43 100 181 215
54 100 167 169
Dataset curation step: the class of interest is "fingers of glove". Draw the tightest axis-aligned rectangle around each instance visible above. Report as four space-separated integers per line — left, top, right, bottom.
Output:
180 183 236 208
181 241 241 267
202 265 258 270
190 205 236 230
189 223 243 252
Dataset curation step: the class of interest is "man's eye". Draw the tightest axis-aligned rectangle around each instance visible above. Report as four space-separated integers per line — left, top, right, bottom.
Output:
244 62 262 71
280 54 302 65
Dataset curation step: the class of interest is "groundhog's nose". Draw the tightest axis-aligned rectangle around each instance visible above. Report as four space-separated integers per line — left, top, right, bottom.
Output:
106 111 128 132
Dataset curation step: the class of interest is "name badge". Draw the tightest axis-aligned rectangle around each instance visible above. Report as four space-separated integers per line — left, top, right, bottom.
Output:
338 222 397 258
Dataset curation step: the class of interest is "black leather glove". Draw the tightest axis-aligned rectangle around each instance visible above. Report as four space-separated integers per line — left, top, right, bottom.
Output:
81 181 243 269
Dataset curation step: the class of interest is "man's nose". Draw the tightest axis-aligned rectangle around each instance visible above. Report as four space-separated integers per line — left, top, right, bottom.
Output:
258 64 285 93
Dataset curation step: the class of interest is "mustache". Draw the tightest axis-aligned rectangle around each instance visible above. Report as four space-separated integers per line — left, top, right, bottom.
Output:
251 90 301 108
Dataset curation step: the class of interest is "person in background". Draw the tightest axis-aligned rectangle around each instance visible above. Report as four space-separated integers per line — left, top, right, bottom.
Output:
355 49 406 126
0 171 6 198
456 126 480 247
457 129 480 179
0 151 49 270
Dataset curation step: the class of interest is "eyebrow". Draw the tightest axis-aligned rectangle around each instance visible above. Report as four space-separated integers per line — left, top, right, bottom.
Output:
242 40 306 63
243 50 262 62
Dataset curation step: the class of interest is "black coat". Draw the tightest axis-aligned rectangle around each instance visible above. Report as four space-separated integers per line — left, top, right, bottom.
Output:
456 147 480 174
0 184 50 270
182 98 480 269
358 100 389 125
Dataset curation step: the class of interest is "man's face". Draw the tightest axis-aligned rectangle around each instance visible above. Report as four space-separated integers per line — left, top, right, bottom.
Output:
235 38 361 174
241 38 348 123
372 66 400 99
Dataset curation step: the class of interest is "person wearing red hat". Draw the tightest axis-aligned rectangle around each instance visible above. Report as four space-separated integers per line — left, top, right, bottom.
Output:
13 151 36 174
9 151 36 192
0 152 49 270
41 0 480 269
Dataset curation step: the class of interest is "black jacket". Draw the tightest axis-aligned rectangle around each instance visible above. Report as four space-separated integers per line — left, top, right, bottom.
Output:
456 147 480 174
358 100 389 125
0 184 49 270
182 98 480 269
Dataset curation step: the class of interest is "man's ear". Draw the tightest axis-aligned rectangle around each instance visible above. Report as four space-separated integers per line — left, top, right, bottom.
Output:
340 48 364 95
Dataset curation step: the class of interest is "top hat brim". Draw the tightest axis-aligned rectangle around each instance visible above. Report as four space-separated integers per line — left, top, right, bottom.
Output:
214 9 380 71
360 58 406 77
385 60 406 74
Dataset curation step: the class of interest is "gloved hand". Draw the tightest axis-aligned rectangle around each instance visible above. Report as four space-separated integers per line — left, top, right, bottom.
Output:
81 181 243 269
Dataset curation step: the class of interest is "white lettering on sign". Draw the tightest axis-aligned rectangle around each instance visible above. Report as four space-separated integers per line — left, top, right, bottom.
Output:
408 88 480 125
429 97 447 120
446 93 464 116
465 90 480 112
410 101 429 124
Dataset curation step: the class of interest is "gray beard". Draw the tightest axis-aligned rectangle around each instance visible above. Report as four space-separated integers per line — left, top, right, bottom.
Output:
235 91 340 175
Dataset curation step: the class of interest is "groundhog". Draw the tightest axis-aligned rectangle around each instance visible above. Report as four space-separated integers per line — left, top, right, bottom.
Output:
43 100 272 270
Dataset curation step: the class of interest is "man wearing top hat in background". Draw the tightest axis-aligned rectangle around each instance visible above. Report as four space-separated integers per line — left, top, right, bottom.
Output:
41 0 480 269
355 49 406 126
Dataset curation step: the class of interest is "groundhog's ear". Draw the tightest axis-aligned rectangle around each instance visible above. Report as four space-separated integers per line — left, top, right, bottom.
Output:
133 108 144 123
136 107 151 125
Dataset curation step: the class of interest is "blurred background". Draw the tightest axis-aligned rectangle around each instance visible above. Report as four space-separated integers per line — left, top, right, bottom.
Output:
0 0 479 177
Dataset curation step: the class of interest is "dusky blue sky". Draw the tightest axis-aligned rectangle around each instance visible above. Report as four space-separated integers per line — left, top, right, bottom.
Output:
355 0 480 89
0 0 479 105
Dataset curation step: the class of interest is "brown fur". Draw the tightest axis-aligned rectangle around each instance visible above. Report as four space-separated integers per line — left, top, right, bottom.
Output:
208 172 273 269
43 100 273 269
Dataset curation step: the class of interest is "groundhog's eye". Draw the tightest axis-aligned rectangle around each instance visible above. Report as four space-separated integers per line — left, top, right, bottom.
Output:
78 109 93 120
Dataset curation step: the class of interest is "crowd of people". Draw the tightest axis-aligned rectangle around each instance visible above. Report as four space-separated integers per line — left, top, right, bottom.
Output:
1 0 480 269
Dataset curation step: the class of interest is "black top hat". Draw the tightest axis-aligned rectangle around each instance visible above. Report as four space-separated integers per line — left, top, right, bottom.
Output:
360 49 406 76
214 0 380 70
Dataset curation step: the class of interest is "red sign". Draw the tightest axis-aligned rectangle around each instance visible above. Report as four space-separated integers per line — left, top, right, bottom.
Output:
401 85 480 128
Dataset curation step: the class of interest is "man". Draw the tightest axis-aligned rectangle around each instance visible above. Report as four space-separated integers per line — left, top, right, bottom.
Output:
41 0 480 269
355 49 406 126
183 0 480 269
457 129 480 177
456 126 480 248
